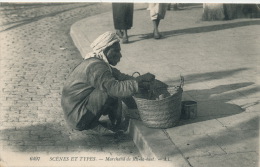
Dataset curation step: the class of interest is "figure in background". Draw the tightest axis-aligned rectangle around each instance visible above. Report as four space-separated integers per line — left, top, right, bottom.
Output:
112 3 134 44
148 3 168 39
167 3 184 11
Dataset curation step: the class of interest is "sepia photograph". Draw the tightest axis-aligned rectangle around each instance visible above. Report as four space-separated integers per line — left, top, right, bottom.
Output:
0 1 259 167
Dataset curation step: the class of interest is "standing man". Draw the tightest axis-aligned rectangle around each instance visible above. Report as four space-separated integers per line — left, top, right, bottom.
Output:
112 3 134 44
148 3 168 39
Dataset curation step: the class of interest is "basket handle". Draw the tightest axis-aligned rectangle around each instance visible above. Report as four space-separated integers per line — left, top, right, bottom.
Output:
132 71 141 77
180 75 184 88
132 71 155 99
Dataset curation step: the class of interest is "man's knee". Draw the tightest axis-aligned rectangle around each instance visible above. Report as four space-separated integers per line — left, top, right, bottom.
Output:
88 89 120 117
87 89 109 114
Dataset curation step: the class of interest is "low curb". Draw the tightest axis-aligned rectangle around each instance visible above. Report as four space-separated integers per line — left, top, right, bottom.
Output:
128 119 191 167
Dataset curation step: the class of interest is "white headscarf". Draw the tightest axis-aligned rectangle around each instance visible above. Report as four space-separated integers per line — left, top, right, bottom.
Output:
84 31 120 63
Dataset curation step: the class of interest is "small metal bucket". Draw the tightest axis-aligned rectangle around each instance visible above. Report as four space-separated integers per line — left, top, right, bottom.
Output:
181 101 197 119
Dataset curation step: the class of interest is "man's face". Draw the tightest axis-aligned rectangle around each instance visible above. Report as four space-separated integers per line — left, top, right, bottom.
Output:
106 43 122 66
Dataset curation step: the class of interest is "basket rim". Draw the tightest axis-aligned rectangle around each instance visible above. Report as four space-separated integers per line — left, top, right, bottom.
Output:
133 86 183 101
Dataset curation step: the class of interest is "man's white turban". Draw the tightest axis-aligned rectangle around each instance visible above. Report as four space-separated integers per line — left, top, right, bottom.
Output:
85 31 120 63
90 31 120 52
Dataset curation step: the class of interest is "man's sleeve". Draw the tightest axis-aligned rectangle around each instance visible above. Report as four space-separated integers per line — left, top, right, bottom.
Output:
87 62 138 98
111 67 136 81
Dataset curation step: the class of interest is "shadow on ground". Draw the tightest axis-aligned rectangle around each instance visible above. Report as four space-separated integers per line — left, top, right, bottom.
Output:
0 122 134 153
137 19 260 40
165 80 258 127
164 20 260 37
161 68 259 125
164 67 251 88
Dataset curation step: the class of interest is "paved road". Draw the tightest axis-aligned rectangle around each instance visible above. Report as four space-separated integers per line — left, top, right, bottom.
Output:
0 3 140 167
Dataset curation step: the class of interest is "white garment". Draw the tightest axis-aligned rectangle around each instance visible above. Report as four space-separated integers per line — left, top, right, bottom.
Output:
85 31 120 64
149 3 168 20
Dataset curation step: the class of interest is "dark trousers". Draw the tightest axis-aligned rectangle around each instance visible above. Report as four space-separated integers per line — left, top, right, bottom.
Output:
76 89 137 131
112 3 134 30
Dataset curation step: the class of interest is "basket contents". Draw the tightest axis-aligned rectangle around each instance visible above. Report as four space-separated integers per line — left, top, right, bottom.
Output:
135 78 182 100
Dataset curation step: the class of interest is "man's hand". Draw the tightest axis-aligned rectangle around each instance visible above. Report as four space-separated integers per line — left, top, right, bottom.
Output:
135 73 155 90
136 73 155 83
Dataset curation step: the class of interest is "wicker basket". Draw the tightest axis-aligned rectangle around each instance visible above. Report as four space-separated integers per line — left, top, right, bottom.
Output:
133 76 184 129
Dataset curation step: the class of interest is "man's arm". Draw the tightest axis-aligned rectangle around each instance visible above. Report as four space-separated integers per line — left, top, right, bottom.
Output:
111 67 135 81
87 62 138 98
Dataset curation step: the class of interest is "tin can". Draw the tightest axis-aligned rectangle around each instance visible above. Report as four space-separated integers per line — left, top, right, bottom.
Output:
181 101 197 119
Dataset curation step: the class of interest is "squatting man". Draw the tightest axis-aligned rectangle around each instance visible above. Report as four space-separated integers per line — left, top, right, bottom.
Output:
61 31 155 134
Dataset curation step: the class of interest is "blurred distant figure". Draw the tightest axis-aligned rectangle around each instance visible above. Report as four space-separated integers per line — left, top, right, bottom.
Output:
167 3 184 11
148 3 168 39
167 3 171 10
112 3 134 44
